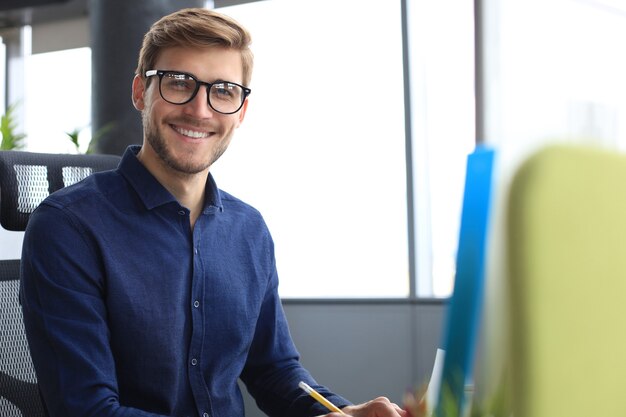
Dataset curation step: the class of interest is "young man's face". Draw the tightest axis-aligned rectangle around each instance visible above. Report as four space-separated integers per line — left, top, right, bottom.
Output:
132 46 248 176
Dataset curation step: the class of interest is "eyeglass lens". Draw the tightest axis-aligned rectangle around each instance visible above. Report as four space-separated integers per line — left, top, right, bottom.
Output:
159 72 246 114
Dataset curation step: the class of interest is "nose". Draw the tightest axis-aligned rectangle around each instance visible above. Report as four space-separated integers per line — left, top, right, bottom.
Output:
182 86 214 119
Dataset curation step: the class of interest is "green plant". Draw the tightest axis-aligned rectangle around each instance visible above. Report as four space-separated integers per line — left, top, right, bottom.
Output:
0 103 26 150
66 122 115 154
66 127 82 153
404 371 512 417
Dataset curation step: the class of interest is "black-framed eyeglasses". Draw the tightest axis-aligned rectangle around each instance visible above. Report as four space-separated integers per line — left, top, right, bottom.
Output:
145 70 251 115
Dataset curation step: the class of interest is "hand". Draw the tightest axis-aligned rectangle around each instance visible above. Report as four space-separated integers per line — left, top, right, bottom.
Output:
320 396 409 417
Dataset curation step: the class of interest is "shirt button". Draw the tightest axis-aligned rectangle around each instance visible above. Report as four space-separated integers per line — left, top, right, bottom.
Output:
203 413 209 417
193 300 200 308
178 210 185 215
194 247 198 255
191 358 198 366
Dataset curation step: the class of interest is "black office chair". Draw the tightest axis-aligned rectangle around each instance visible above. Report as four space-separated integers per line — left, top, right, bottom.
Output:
0 150 120 417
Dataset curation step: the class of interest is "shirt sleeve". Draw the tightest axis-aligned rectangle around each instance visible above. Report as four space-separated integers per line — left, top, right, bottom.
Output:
20 203 169 417
239 240 352 417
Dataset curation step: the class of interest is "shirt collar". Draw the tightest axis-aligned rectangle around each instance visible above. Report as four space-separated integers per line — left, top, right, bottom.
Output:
118 145 224 212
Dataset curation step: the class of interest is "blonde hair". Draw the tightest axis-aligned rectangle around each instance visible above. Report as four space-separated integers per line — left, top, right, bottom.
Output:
136 8 253 86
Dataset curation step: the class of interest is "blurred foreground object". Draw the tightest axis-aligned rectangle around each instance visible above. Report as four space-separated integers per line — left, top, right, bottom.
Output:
507 144 626 417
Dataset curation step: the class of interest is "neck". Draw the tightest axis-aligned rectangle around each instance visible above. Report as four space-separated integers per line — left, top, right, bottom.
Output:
137 150 208 228
167 173 207 228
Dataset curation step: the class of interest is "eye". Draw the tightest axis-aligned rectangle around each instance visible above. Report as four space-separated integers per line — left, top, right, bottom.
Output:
211 83 242 101
163 72 195 91
214 83 232 97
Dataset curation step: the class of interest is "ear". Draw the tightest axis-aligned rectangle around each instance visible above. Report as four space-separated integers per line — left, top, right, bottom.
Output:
235 98 249 127
131 75 146 111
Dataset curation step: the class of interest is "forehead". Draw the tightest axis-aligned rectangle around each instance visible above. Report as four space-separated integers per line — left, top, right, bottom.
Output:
155 46 243 83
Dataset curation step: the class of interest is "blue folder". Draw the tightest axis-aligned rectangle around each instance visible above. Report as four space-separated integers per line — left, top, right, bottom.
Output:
434 146 495 417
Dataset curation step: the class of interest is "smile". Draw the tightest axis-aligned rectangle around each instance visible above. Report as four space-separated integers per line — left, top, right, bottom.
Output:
172 125 212 139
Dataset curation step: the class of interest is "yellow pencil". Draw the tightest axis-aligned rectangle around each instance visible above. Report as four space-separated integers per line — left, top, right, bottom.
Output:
299 381 347 415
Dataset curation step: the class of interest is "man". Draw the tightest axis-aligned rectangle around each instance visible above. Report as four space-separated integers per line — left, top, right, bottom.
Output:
20 7 407 417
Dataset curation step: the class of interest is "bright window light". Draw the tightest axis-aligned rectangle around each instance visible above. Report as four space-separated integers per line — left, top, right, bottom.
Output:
24 47 92 153
216 0 409 298
407 0 476 297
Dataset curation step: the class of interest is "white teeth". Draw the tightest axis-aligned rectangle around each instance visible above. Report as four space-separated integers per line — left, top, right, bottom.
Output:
174 126 210 139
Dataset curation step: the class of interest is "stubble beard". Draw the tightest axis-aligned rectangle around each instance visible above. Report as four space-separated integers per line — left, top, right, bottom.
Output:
143 113 232 175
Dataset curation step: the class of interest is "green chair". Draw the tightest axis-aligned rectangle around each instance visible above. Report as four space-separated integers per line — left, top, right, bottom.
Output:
507 144 626 417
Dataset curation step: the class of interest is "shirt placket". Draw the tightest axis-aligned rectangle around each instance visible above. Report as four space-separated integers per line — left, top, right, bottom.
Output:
186 212 213 417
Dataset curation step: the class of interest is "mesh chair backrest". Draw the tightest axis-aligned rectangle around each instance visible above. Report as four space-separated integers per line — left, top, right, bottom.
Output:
0 151 121 231
0 260 46 417
0 151 120 416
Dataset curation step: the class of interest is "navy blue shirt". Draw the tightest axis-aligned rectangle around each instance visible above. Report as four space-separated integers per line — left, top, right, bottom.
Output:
20 146 350 417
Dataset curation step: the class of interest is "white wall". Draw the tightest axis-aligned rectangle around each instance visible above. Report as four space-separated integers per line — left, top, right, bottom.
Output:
0 229 23 260
242 301 447 417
